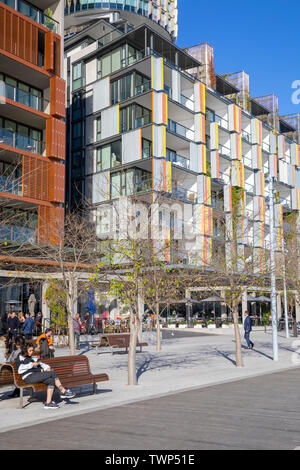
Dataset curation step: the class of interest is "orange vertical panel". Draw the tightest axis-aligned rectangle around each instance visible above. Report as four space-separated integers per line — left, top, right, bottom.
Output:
0 7 4 50
50 76 66 118
45 31 54 72
5 10 12 53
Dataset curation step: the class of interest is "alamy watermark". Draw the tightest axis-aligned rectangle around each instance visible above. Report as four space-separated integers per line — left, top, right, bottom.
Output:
292 80 300 105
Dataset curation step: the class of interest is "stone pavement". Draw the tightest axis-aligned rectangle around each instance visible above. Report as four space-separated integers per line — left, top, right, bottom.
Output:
0 328 299 434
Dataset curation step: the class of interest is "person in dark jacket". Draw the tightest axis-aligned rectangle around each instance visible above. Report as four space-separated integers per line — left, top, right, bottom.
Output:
244 311 254 349
7 312 19 342
22 313 34 340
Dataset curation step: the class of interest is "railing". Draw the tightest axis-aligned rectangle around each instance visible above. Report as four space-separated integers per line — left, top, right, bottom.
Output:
120 114 151 133
0 175 22 196
171 187 197 203
262 142 270 153
167 152 190 170
206 110 229 130
0 0 59 33
0 128 45 155
167 119 194 140
135 178 152 194
0 83 48 112
135 80 151 96
219 144 231 158
97 29 124 48
245 181 254 193
243 155 252 168
280 198 291 209
0 224 36 242
121 50 145 69
180 94 194 111
242 129 251 143
211 197 224 211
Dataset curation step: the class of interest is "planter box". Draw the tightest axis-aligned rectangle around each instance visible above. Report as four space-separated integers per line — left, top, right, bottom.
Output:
194 324 203 329
168 324 176 329
207 324 216 329
179 324 187 329
222 325 230 329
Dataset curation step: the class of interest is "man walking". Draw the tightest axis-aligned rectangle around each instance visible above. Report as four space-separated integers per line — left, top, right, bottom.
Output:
22 313 34 340
73 313 82 351
244 311 254 349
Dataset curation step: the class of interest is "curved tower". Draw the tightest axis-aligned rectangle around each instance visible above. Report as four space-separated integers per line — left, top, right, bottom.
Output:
64 0 178 42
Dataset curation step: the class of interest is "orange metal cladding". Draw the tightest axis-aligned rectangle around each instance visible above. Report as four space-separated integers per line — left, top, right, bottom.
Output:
50 76 66 119
38 205 64 245
48 161 65 203
22 155 49 201
46 117 66 160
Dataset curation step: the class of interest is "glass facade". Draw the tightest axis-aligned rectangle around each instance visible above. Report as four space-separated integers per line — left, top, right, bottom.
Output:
64 0 178 42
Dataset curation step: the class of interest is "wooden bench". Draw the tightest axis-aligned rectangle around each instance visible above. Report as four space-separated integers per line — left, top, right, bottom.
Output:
0 355 109 408
91 333 148 354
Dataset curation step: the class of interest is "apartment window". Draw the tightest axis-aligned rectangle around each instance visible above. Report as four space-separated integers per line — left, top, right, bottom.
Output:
73 62 84 91
71 151 85 178
97 46 125 80
119 104 151 133
97 141 121 172
0 118 42 153
97 116 101 141
142 138 151 159
72 93 83 120
72 121 83 148
110 168 151 199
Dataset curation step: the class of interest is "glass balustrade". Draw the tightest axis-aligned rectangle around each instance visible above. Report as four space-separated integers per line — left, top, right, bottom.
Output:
0 83 48 112
0 0 59 33
0 128 44 155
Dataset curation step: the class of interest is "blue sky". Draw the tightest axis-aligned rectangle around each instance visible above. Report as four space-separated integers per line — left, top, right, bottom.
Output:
176 0 300 116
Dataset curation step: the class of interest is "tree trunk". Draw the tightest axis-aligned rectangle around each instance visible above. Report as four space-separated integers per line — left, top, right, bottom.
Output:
232 303 243 367
156 302 161 351
128 314 139 385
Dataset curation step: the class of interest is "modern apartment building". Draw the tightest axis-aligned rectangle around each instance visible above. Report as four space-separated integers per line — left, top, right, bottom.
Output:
0 0 66 246
0 0 66 315
64 0 178 42
65 7 300 303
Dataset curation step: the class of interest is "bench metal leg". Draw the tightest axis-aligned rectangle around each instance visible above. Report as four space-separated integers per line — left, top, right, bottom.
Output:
19 388 23 409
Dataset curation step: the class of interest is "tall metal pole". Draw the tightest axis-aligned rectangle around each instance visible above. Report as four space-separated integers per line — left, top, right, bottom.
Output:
282 238 289 339
269 176 279 360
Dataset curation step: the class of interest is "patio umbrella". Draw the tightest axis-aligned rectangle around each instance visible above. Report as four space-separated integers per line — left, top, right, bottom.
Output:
255 296 271 302
247 295 257 302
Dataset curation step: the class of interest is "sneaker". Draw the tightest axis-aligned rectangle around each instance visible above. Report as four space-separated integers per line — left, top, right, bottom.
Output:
44 401 59 409
60 389 76 399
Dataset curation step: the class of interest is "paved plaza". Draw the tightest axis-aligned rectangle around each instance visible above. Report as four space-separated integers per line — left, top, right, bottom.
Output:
0 327 300 448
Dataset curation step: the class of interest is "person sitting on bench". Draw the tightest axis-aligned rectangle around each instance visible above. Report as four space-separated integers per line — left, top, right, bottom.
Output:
16 343 75 409
36 328 55 359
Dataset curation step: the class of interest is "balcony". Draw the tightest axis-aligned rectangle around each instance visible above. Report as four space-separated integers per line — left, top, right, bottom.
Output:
262 142 270 153
0 83 48 113
179 94 194 111
0 128 45 155
242 129 251 143
0 0 59 33
0 175 22 196
0 224 36 242
171 187 197 203
167 119 194 140
206 109 229 130
167 151 190 170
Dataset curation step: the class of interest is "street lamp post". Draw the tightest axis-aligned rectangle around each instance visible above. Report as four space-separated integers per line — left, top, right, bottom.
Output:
282 238 289 339
269 176 279 361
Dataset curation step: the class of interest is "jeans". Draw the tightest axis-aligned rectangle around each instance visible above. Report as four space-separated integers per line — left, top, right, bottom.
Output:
74 332 80 348
24 370 58 389
244 331 253 348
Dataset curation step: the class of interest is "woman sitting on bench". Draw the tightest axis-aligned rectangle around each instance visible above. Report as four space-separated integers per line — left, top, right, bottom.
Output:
16 343 76 409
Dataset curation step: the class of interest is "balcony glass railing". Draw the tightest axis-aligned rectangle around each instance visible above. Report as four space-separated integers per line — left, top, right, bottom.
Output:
245 181 254 193
0 0 59 33
0 175 22 196
262 142 270 153
0 84 48 112
135 178 152 194
121 50 145 69
206 110 229 130
0 224 36 243
167 119 194 140
135 81 151 96
0 128 44 155
171 187 197 203
211 197 224 211
167 152 190 170
242 129 251 143
180 94 194 110
219 144 231 158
